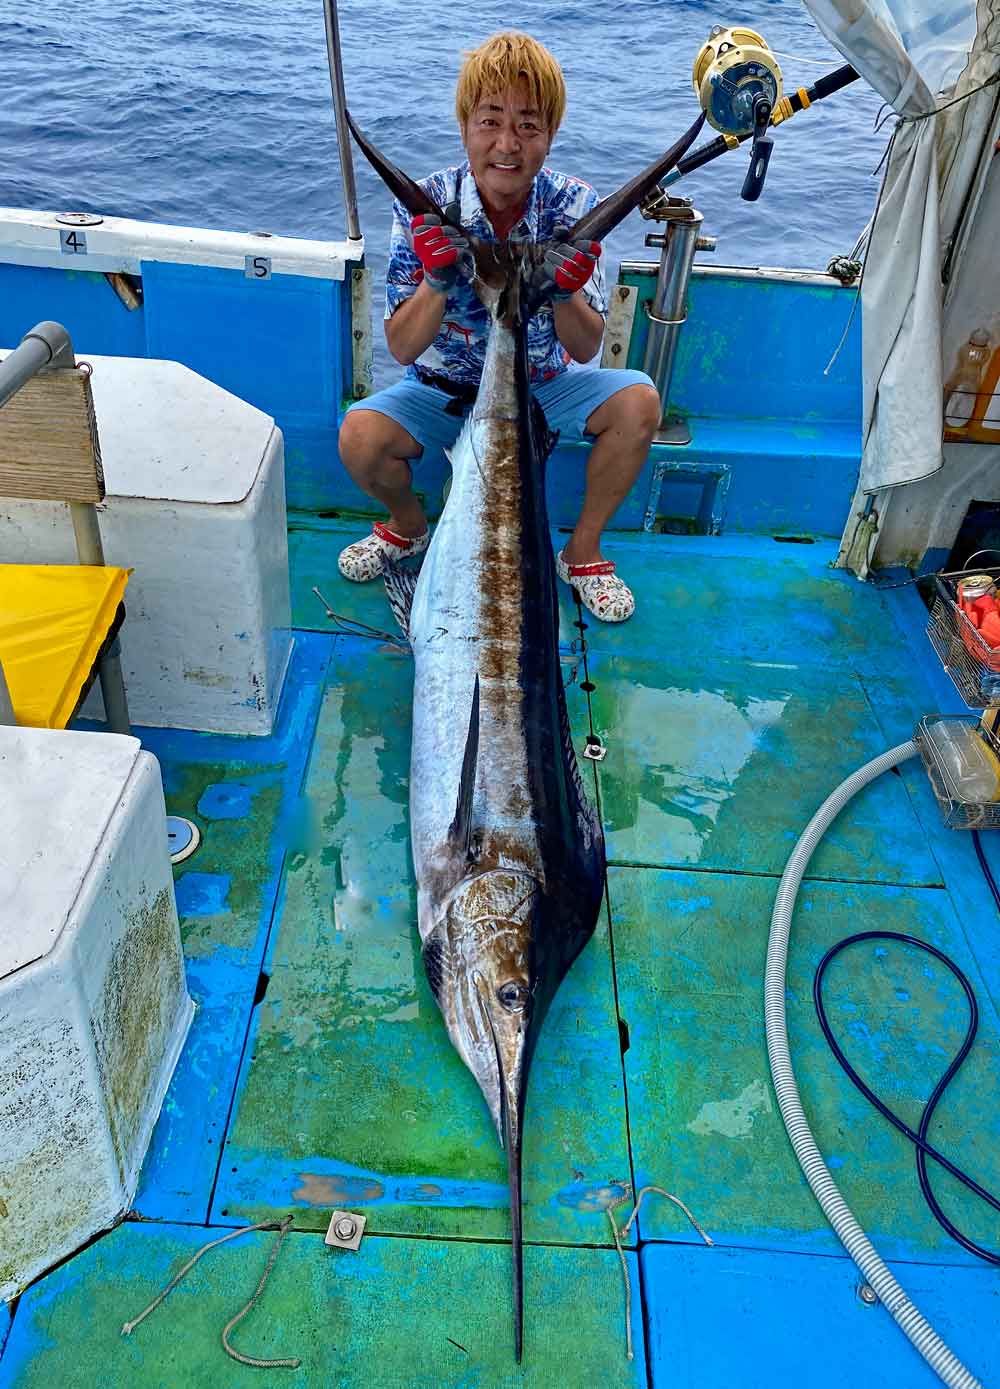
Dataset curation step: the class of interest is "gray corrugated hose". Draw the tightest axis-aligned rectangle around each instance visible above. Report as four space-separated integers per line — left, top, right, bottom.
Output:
765 739 982 1389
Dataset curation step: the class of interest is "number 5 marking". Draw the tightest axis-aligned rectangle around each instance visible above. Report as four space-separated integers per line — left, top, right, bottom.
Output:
245 255 272 280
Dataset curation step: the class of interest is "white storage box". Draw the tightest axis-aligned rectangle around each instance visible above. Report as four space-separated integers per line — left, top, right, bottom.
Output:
0 353 292 735
0 726 193 1301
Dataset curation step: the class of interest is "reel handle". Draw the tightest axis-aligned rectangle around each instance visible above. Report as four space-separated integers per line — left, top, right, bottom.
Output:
742 135 773 201
741 95 774 202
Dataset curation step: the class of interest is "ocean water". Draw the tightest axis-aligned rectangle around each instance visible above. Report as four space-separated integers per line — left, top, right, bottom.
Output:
4 1 886 377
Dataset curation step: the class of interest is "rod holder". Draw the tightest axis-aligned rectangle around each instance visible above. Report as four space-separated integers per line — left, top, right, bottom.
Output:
641 209 710 433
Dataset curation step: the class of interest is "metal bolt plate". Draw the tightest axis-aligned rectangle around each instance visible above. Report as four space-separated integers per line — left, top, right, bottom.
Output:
55 211 104 226
583 736 608 762
325 1209 366 1251
166 816 201 864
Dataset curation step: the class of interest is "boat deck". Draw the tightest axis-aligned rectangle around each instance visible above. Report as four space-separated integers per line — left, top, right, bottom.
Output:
3 523 999 1387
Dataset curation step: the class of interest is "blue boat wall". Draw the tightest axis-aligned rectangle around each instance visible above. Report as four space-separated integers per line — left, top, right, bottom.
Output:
0 207 364 510
0 206 861 538
620 262 861 539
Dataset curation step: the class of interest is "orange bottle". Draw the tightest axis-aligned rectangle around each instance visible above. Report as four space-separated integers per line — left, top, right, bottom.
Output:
966 344 1000 442
944 330 991 432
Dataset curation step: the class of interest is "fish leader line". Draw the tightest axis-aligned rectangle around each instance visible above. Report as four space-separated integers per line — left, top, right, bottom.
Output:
572 593 600 751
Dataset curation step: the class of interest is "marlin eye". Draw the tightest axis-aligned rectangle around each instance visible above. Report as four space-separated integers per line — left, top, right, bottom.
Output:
498 982 530 1012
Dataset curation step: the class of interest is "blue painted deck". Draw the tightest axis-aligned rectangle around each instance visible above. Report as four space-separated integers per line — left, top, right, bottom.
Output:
3 527 1000 1387
642 1245 996 1387
3 235 996 1384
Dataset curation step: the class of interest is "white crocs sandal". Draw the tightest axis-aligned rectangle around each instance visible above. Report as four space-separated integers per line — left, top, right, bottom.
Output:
556 551 635 623
338 522 430 583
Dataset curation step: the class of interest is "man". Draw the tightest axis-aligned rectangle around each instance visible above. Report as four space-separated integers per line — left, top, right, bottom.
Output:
337 30 661 622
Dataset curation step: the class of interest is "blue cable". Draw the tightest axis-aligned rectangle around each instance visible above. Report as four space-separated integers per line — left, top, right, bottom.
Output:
814 930 1000 1265
972 830 1000 914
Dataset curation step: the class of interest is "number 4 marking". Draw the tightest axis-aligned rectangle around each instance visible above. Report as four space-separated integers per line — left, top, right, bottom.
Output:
60 229 87 254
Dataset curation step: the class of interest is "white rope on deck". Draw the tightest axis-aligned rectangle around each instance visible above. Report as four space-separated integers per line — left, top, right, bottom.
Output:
606 1185 714 1361
121 1215 302 1370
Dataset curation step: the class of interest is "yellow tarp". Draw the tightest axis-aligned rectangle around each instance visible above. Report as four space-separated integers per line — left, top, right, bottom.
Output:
0 564 130 729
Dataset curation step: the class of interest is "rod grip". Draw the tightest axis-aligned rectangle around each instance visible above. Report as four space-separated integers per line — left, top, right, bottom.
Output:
677 134 732 175
810 64 859 102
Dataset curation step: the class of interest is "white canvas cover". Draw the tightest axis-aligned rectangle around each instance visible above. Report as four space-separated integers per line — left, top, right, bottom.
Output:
804 0 995 492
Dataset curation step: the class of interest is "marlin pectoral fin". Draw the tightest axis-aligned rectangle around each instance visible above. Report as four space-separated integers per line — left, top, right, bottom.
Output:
421 927 448 1006
383 559 419 639
346 109 456 225
568 111 706 244
448 675 480 860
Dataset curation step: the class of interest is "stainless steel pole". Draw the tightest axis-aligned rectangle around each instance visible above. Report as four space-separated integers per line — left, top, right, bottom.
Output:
96 644 132 736
70 502 106 566
642 212 704 436
0 658 15 725
69 502 132 734
322 0 362 242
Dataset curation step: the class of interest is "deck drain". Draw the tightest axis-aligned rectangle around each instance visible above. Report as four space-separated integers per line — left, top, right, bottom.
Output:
167 816 201 864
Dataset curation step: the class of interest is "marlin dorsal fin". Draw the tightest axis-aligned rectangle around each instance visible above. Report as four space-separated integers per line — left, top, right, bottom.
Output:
449 676 480 859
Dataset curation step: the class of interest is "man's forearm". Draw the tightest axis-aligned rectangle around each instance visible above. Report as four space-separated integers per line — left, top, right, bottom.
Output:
553 294 605 363
385 281 448 365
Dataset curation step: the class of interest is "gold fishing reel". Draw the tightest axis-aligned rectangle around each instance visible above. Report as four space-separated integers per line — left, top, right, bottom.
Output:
692 26 783 136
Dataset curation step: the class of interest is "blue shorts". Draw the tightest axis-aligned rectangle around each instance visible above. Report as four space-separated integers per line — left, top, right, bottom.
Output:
343 366 656 463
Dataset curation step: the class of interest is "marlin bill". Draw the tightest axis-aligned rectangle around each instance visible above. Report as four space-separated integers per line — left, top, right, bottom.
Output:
347 106 704 1359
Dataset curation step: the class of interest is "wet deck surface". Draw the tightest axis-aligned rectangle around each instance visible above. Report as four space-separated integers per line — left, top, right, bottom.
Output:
4 525 1000 1386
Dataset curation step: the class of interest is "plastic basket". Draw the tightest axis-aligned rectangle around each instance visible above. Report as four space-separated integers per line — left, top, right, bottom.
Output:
914 714 1000 829
926 576 1000 708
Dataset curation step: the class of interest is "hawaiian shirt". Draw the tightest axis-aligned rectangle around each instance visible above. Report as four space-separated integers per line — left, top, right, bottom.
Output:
384 161 608 386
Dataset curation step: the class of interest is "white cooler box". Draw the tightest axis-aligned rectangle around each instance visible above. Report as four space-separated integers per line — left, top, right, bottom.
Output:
0 726 193 1301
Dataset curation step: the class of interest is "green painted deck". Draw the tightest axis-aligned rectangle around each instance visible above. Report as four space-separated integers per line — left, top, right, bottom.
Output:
3 525 999 1386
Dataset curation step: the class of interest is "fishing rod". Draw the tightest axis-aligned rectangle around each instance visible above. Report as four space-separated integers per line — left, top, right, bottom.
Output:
659 26 859 202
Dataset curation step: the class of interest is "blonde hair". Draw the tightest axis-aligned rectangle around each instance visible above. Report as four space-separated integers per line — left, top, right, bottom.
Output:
455 32 566 135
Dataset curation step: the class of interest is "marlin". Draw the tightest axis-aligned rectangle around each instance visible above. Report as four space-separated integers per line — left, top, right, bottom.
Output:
347 109 704 1359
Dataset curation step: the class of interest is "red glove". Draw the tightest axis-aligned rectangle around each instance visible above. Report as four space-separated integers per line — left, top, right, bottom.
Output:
543 238 601 301
411 214 469 294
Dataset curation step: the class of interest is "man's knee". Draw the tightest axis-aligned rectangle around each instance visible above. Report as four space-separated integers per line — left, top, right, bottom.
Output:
616 383 662 437
588 381 662 440
338 408 420 480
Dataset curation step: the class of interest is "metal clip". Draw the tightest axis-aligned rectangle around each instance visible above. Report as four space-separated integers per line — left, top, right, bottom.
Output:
325 1209 366 1251
583 736 607 762
640 188 695 222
